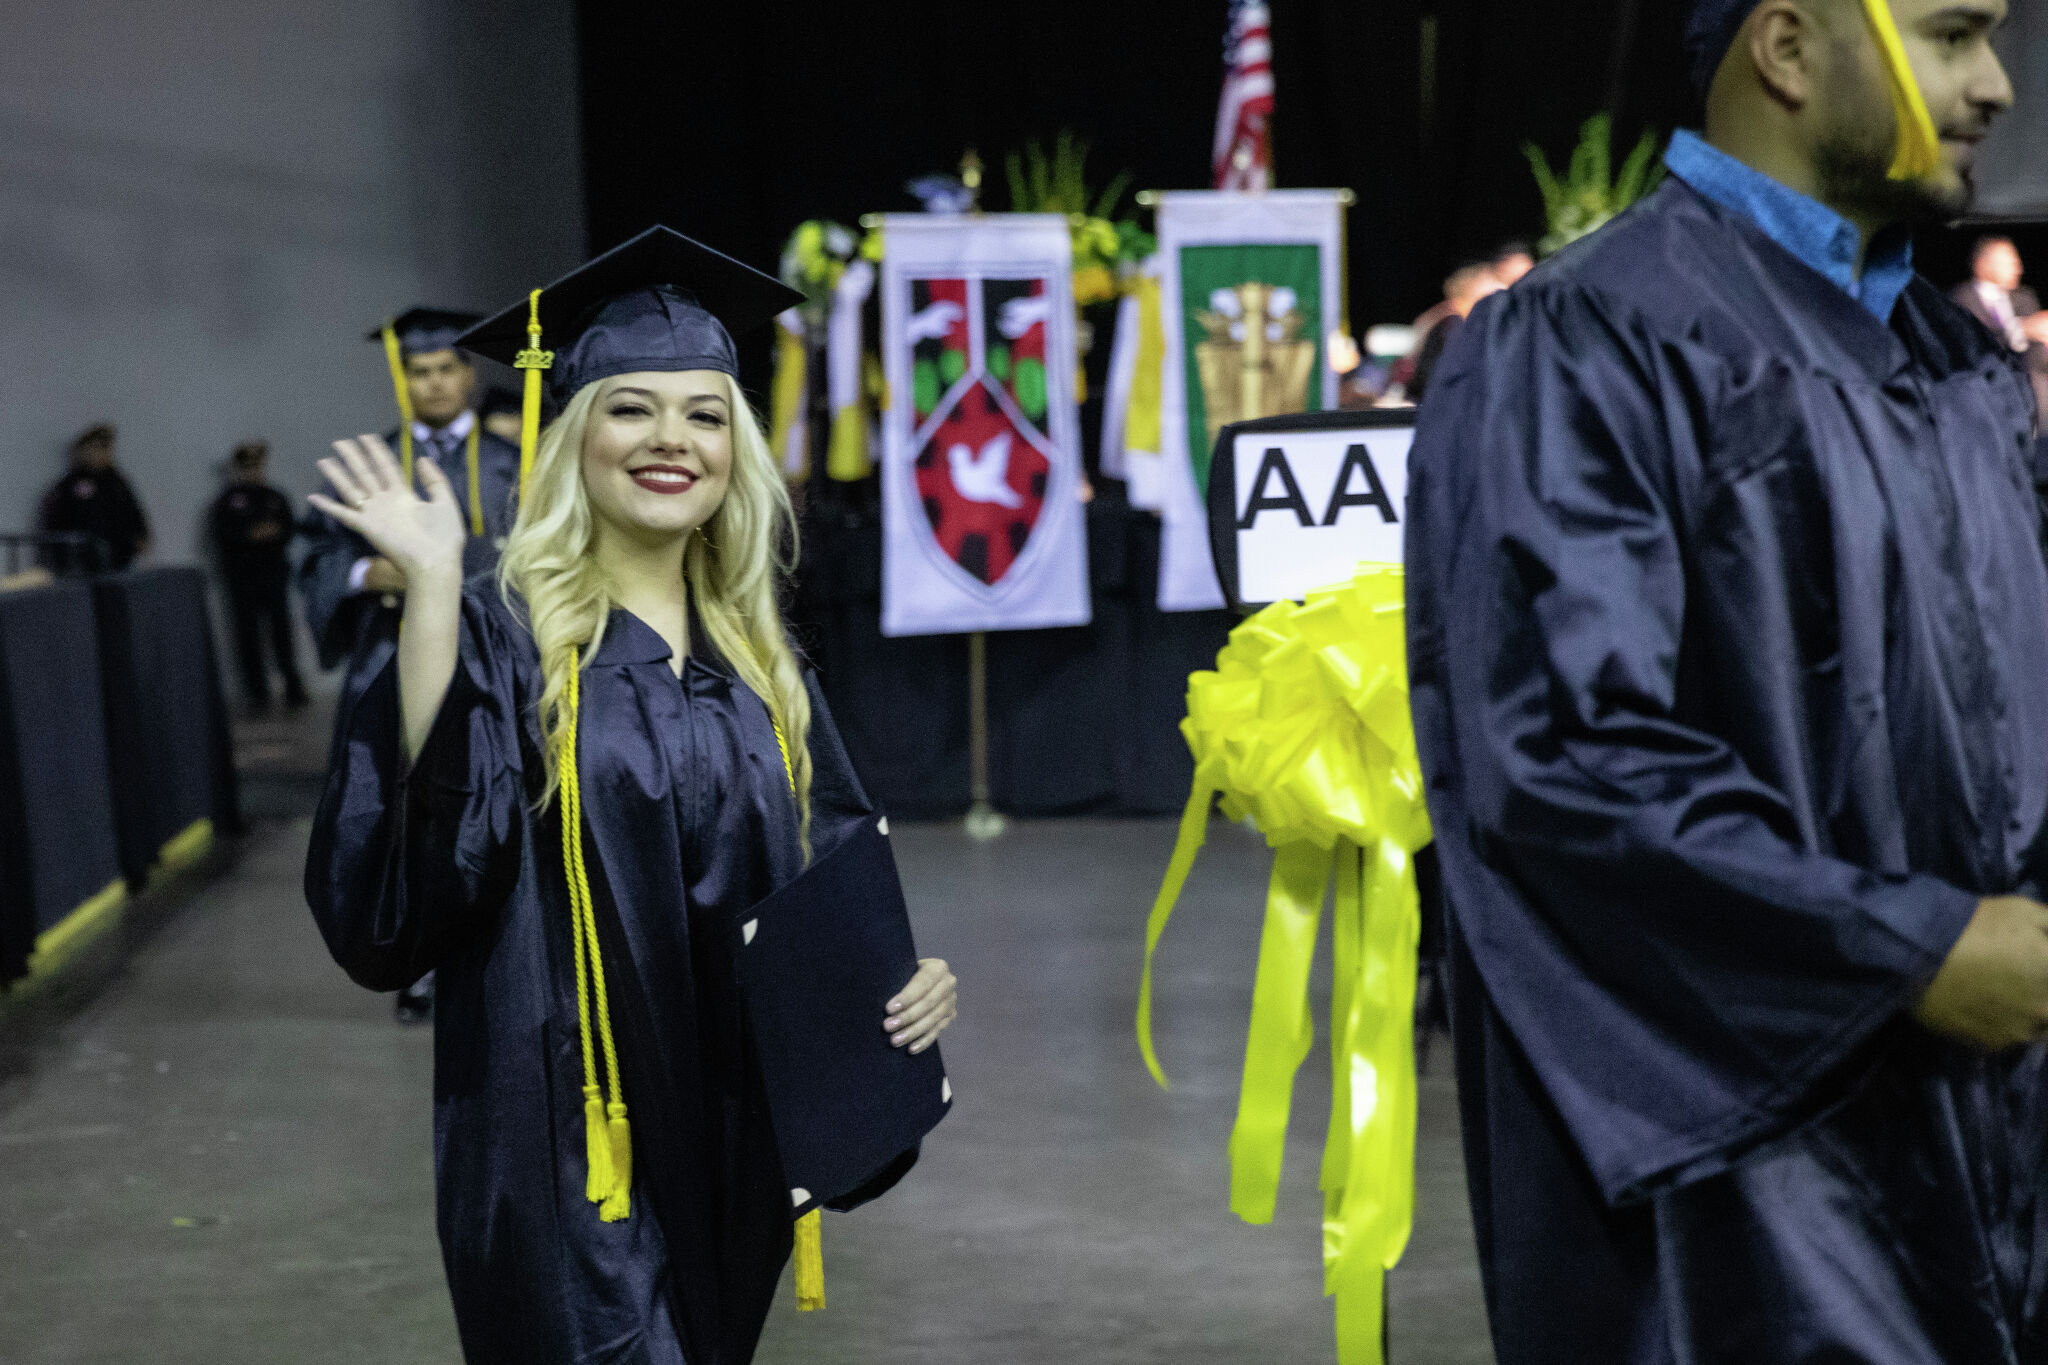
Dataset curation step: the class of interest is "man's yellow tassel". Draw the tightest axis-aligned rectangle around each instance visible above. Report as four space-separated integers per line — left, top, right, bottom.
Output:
794 1209 825 1311
1859 0 1943 182
601 1103 633 1222
381 322 417 484
582 1084 613 1203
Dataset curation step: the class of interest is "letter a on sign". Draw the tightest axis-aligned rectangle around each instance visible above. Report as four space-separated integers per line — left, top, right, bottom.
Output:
1321 444 1398 526
1238 447 1315 529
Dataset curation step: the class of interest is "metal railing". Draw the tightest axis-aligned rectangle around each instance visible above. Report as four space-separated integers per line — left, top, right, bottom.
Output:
0 532 111 578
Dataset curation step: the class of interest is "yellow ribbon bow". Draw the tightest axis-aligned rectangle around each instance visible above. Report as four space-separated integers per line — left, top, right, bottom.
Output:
1138 564 1430 1365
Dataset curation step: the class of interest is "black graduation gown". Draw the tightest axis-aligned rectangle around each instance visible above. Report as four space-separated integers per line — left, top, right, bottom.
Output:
1406 178 2048 1363
298 425 521 670
305 589 902 1365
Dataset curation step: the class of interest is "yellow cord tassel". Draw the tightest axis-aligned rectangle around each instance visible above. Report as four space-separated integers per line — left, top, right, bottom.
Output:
582 1084 613 1203
603 1102 633 1222
380 322 417 485
514 288 554 495
1859 0 1943 182
560 657 633 1222
794 1209 825 1311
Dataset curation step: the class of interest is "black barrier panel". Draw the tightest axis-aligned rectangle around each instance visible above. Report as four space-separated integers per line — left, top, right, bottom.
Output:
795 494 1228 819
0 582 125 979
93 568 241 888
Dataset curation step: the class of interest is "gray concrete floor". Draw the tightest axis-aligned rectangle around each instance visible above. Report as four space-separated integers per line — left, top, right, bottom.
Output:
0 708 1493 1363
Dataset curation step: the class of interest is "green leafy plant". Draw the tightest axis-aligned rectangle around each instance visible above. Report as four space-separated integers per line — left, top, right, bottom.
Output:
1524 114 1665 256
1001 131 1154 303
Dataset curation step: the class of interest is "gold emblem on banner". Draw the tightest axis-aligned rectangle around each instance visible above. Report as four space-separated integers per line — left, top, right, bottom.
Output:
1194 281 1316 446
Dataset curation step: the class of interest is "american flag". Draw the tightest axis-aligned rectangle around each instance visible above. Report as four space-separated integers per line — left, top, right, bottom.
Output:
1213 0 1274 191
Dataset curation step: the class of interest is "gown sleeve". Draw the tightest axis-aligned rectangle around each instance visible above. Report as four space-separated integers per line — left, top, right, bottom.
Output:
304 591 529 991
1405 282 1980 1204
297 511 376 671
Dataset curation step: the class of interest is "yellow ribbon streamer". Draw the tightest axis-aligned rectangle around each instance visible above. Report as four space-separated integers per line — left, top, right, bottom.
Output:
1138 565 1430 1365
1860 0 1943 182
770 319 810 481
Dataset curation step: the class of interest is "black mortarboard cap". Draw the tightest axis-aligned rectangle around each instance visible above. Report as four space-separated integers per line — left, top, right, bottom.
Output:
368 307 482 359
733 814 951 1218
456 226 804 409
1685 0 1762 98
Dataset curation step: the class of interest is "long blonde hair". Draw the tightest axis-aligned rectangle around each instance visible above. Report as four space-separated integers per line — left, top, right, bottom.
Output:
499 372 813 839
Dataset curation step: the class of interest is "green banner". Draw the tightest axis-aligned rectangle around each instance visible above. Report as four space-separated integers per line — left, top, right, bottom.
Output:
1177 242 1325 494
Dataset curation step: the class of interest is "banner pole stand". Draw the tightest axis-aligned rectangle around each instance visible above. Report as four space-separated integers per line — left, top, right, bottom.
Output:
965 631 1006 841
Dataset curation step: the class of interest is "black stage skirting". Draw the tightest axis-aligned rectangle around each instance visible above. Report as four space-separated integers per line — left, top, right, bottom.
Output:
93 567 242 886
0 569 239 983
796 493 1232 820
0 582 125 980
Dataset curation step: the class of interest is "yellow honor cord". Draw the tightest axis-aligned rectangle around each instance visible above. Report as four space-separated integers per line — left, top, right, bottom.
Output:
1137 567 1429 1365
1860 0 1943 181
556 665 810 1254
381 323 417 484
515 288 553 495
559 656 632 1221
767 713 824 1311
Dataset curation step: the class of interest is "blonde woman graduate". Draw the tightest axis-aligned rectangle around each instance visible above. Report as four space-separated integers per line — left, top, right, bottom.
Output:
304 228 958 1365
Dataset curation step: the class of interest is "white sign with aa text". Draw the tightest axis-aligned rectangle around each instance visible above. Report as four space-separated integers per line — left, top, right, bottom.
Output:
1231 425 1411 606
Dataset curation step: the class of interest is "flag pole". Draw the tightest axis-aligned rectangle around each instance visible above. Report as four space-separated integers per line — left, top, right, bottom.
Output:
953 148 1008 843
965 630 1005 840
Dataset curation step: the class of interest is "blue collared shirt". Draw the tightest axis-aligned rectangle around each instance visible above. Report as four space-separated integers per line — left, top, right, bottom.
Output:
1664 129 1915 323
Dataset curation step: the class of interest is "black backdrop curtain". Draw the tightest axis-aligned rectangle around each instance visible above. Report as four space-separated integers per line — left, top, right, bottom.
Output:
575 0 1699 349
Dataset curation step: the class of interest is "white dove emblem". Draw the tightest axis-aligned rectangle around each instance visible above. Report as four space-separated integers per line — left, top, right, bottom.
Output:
907 300 965 344
946 433 1025 509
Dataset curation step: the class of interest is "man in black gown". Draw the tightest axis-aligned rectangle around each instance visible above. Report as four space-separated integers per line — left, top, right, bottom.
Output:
300 308 519 1024
1407 1 2048 1359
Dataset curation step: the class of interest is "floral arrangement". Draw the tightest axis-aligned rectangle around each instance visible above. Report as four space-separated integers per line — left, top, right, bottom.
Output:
1523 114 1665 257
1003 132 1156 305
779 220 862 319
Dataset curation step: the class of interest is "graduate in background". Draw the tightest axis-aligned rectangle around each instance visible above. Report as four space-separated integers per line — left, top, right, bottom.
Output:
209 440 308 712
298 309 522 672
39 423 150 572
304 228 957 1365
1406 0 2048 1359
301 308 522 1025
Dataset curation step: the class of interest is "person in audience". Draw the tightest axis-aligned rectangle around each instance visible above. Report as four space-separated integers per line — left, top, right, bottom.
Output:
299 309 521 1024
210 441 308 713
1486 241 1536 287
39 423 150 572
1408 0 2048 1358
1951 234 2048 411
1406 263 1505 405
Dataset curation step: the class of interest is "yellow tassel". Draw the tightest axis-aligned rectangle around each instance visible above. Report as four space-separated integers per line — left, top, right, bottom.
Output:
582 1084 613 1204
464 422 484 538
1859 0 1943 182
381 323 417 485
514 288 554 495
794 1209 825 1311
600 1103 633 1223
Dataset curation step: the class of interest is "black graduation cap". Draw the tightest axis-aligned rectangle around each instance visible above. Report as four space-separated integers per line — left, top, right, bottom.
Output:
733 814 951 1217
456 226 804 410
1685 0 1760 97
368 307 482 359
